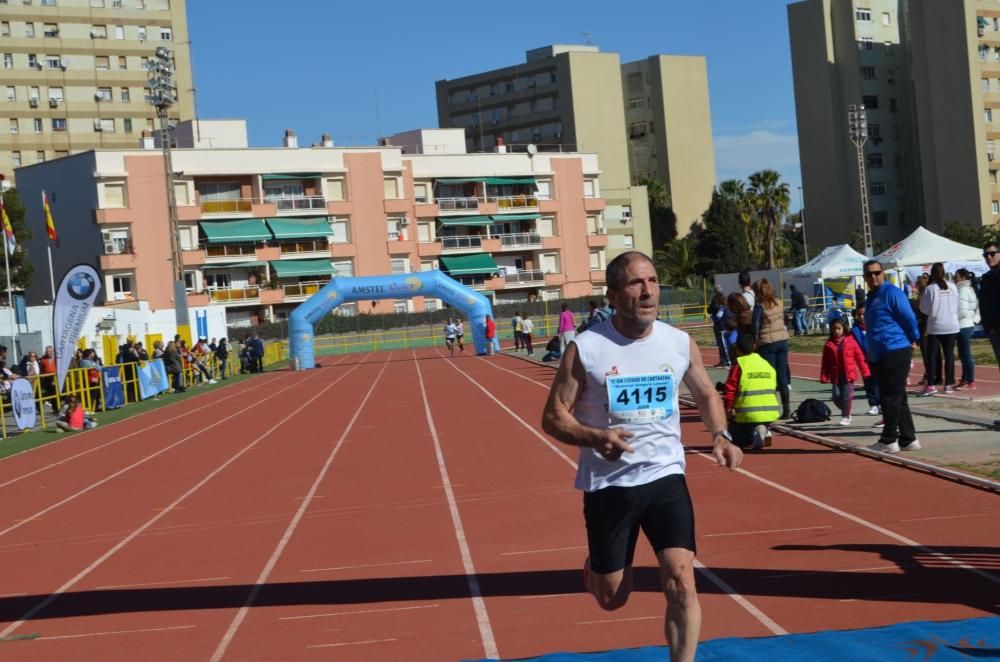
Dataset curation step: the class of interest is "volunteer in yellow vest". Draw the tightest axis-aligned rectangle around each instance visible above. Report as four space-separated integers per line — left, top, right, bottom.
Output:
722 332 781 450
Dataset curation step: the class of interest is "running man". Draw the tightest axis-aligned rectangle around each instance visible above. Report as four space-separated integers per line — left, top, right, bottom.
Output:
541 251 742 662
443 318 457 356
455 319 465 353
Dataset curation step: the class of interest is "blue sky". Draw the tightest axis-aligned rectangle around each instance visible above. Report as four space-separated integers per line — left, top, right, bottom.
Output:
188 0 802 206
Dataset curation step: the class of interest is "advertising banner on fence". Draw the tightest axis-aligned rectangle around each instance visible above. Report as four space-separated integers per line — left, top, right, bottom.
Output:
10 378 35 430
101 366 124 409
53 264 102 391
137 359 169 400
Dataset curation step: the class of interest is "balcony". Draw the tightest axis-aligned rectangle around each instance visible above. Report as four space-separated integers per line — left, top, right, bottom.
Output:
454 276 487 291
283 280 330 301
201 198 254 215
205 244 258 262
441 235 484 252
267 195 327 213
494 232 542 250
208 287 260 304
438 197 481 213
504 269 545 286
492 195 538 212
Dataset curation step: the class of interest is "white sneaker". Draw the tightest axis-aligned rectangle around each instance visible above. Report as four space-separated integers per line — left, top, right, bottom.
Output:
839 416 852 426
866 405 880 416
899 439 922 451
867 440 900 453
209 379 218 384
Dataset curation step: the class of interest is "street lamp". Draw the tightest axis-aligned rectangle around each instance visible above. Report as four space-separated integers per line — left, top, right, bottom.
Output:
145 46 191 344
847 104 874 257
797 185 809 262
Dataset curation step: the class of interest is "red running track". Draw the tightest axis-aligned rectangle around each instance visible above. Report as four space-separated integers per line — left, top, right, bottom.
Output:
0 350 996 660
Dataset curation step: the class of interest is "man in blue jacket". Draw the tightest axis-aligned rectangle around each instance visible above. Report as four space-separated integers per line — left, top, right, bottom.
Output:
862 260 921 453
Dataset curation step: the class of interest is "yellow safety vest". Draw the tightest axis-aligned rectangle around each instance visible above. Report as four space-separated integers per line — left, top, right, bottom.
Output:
733 354 780 423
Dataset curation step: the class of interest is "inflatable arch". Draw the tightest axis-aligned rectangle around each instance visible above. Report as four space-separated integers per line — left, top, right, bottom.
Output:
289 271 500 368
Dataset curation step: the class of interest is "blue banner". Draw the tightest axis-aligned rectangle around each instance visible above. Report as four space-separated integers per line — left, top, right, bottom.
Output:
137 358 169 399
13 294 26 326
101 366 124 410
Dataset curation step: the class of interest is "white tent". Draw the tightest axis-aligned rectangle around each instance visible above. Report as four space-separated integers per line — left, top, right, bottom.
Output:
785 244 868 278
875 226 982 269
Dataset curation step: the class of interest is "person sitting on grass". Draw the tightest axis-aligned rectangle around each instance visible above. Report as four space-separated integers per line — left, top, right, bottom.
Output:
56 395 97 433
721 332 780 450
541 335 562 362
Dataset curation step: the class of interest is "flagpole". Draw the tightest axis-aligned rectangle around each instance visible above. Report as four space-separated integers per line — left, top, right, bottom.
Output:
4 245 17 364
47 244 55 302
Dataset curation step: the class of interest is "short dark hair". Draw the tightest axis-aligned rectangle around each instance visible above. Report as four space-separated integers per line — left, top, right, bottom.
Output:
738 270 752 287
863 259 883 272
605 251 655 290
984 240 999 251
736 332 756 355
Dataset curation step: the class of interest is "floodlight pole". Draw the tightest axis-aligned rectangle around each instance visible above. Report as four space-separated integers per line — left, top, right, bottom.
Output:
798 185 809 262
848 104 874 257
147 47 190 344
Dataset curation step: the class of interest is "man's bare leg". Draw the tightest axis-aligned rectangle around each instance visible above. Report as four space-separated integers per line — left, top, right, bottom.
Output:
656 547 700 662
583 556 633 611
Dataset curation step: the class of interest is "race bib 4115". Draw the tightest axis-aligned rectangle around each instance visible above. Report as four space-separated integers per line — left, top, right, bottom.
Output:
606 373 674 425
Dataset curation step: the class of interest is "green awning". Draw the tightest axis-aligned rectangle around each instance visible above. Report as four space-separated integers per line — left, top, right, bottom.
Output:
200 219 271 244
439 253 499 276
979 16 989 27
485 177 535 185
266 216 332 239
438 215 493 227
489 213 540 222
261 173 321 180
201 261 265 270
436 178 485 185
269 259 334 278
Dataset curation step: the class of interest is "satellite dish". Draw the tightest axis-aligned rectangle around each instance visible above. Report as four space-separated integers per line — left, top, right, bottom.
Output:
526 144 538 155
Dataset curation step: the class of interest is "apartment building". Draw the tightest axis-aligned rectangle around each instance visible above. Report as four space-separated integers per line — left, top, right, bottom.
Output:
789 0 999 248
14 124 610 327
435 45 717 252
0 0 192 185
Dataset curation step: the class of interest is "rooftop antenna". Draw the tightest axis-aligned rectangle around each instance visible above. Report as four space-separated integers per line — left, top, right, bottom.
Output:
581 32 593 46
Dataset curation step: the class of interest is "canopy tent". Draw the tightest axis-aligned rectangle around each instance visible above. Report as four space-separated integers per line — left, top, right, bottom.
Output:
875 226 982 268
785 244 868 278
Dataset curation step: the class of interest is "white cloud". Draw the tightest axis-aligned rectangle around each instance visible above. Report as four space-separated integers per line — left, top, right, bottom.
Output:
714 130 801 178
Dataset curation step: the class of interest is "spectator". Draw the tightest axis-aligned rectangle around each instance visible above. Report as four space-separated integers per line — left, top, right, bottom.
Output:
215 338 230 379
251 335 265 372
980 240 1000 366
512 312 523 351
38 345 57 409
752 278 791 419
587 300 611 329
521 312 535 356
79 349 102 409
826 294 845 327
209 337 218 353
20 350 40 377
55 395 95 433
558 303 576 354
727 291 753 336
707 292 732 367
918 262 960 396
239 337 251 374
863 259 921 453
0 360 16 401
600 296 614 319
854 284 867 309
190 339 217 384
789 284 808 336
163 341 185 393
68 348 83 372
954 268 980 390
152 340 165 359
852 305 881 417
821 318 870 426
722 332 779 450
135 342 149 361
739 269 755 308
484 316 496 356
541 335 561 362
912 275 939 387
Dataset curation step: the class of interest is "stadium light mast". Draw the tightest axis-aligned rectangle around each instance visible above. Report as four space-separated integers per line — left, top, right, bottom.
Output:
145 46 190 343
847 104 874 257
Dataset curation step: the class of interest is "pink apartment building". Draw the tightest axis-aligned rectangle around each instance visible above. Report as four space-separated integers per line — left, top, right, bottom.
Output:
14 123 609 327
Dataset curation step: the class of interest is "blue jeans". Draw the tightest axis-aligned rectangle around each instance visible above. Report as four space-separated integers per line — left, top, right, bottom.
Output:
831 381 854 417
957 327 975 383
793 309 807 336
713 327 730 365
757 340 789 393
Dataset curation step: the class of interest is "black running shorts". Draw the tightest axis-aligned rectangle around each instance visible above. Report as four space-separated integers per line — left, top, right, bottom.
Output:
583 473 696 574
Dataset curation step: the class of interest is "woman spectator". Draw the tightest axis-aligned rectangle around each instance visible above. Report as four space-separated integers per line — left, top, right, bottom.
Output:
152 340 165 360
215 338 230 379
954 268 980 390
163 341 185 393
708 292 732 367
918 262 960 395
752 278 792 419
79 349 103 410
727 291 753 335
912 275 940 387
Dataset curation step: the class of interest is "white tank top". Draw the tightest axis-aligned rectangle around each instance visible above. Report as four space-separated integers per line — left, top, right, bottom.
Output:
572 319 690 492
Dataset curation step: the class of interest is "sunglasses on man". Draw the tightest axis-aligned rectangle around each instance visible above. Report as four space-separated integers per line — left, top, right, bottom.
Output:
984 250 999 258
863 270 883 278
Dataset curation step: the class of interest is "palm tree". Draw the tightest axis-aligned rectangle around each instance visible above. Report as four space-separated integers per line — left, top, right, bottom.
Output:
747 170 790 269
654 236 701 288
718 179 763 267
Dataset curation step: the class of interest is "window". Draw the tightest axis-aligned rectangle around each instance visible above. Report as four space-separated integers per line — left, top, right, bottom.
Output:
624 234 634 248
198 181 241 201
536 180 552 200
390 258 409 274
988 108 995 123
873 211 888 226
32 118 42 133
331 259 353 278
137 26 146 41
96 86 112 101
204 273 230 290
583 179 597 198
992 169 998 184
123 118 132 133
4 86 13 101
41 0 57 4
114 25 125 39
994 201 1000 215
330 218 350 243
0 22 9 37
856 7 872 21
55 150 68 158
8 118 18 134
177 225 197 250
183 272 195 293
96 118 115 133
160 27 172 40
101 228 130 254
48 86 63 101
413 182 428 203
889 98 898 113
589 250 606 270
120 87 130 102
90 0 105 6
95 55 110 70
860 66 876 80
3 54 12 69
43 23 58 38
91 25 107 39
386 217 406 240
110 274 133 300
103 182 126 207
420 259 436 271
424 298 441 312
538 215 555 236
881 12 891 25
28 54 38 69
393 300 409 314
868 123 881 139
325 177 345 200
383 177 400 199
862 95 879 109
25 22 35 38
46 55 61 70
870 182 886 196
984 79 991 93
859 37 873 50
173 182 189 205
867 152 883 168
539 252 560 274
11 151 20 168
118 55 127 70
51 117 66 131
982 45 991 62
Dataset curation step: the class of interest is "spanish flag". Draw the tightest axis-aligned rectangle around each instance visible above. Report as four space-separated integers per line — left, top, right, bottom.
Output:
42 190 58 243
0 194 15 256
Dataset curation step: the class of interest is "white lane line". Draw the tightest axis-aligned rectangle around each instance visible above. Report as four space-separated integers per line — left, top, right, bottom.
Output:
307 638 397 649
702 526 832 538
414 351 499 661
38 625 196 640
501 546 587 556
301 559 433 573
446 355 787 637
900 512 1000 523
576 615 661 625
209 354 390 662
519 594 576 600
0 593 26 597
840 593 924 603
94 576 230 590
0 358 368 640
0 372 287 488
279 604 440 621
0 369 326 539
691 452 1000 586
763 564 908 579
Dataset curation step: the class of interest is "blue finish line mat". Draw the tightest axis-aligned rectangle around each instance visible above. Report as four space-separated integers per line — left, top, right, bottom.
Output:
471 617 1000 661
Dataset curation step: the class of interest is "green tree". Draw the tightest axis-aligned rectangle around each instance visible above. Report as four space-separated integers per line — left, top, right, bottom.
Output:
695 189 750 276
777 212 806 267
747 170 790 269
718 178 764 267
639 177 678 249
1 188 34 296
941 220 998 248
654 236 701 287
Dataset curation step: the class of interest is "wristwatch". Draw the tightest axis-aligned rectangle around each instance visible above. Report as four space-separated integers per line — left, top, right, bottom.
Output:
712 430 733 443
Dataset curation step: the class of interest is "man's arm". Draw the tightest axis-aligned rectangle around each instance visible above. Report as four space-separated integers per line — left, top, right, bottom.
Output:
682 337 742 470
541 343 635 461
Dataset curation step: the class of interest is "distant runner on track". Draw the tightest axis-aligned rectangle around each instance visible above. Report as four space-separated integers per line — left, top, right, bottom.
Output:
542 250 742 662
444 318 457 356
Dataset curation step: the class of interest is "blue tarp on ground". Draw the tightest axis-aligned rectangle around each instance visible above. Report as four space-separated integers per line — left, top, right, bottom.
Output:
470 617 1000 662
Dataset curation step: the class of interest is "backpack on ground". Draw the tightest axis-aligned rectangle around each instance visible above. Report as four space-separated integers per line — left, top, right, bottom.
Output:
792 398 831 423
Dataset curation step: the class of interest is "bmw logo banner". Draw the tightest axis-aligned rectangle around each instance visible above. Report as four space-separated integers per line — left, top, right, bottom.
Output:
53 264 102 391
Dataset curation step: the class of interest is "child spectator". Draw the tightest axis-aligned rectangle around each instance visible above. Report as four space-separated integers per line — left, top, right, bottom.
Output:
821 318 870 426
721 333 780 450
56 395 96 432
484 316 496 356
852 305 881 417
